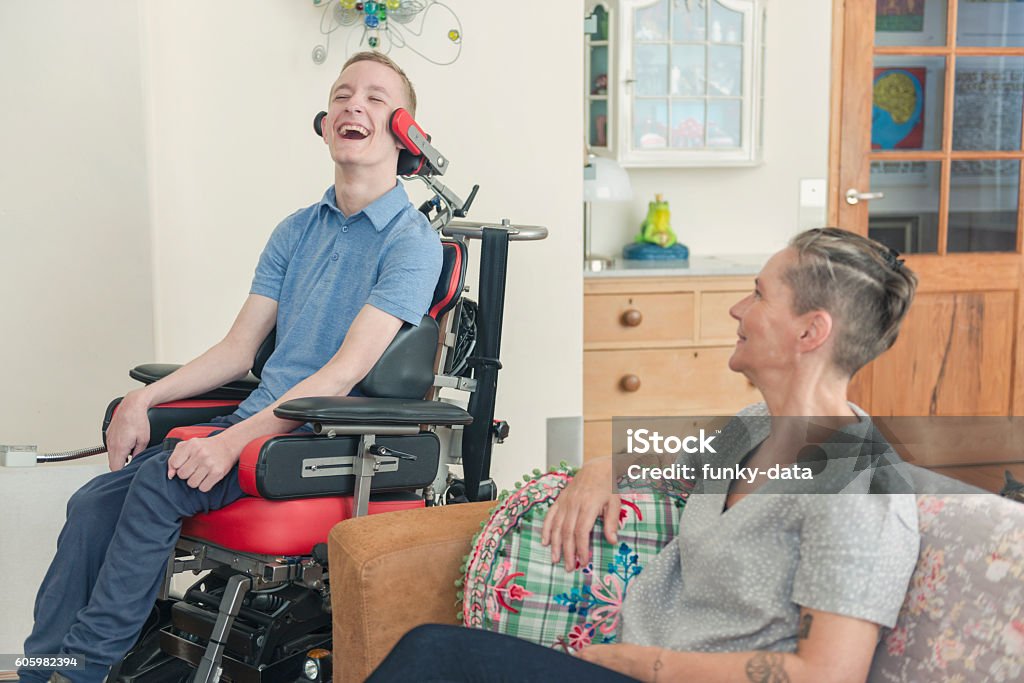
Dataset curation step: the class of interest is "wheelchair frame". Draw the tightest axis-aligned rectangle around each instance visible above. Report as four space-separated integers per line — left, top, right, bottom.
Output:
105 221 546 683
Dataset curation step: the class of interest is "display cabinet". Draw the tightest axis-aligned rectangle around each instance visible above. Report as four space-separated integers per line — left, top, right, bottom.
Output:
610 0 767 167
585 3 615 155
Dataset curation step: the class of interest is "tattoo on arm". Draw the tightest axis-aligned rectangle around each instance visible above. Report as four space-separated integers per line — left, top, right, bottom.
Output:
745 653 790 683
798 613 813 640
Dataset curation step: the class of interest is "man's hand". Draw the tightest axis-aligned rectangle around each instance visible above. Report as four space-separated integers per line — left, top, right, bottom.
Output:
541 456 620 571
106 390 151 472
167 435 240 492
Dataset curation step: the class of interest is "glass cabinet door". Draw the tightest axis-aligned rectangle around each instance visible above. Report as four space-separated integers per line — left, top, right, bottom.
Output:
586 3 614 153
616 0 765 167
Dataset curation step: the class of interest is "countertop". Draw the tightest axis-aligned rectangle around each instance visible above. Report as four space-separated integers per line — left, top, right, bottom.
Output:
584 254 770 278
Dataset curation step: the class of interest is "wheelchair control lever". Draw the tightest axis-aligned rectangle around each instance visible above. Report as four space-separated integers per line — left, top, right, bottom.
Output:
367 443 417 462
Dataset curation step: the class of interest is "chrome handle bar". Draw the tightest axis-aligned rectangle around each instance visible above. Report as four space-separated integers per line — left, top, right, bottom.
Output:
443 219 548 241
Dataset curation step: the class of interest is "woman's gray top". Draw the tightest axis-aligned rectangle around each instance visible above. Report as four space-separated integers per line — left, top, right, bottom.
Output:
620 403 920 653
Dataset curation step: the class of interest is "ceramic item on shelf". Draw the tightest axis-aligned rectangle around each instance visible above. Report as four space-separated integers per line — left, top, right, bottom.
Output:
623 193 689 261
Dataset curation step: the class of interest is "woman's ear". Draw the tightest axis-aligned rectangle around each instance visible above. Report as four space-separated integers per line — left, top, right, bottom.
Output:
798 310 833 353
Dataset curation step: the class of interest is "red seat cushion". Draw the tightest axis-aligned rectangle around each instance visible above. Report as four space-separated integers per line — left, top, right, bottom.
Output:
181 496 424 556
166 425 222 441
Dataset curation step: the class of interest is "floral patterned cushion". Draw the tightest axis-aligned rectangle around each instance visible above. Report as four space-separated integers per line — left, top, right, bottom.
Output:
869 494 1024 683
460 469 685 652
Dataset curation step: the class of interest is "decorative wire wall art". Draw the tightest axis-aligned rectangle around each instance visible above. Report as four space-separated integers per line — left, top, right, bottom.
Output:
311 0 463 66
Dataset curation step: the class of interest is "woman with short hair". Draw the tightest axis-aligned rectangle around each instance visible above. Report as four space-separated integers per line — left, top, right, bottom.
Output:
370 227 921 683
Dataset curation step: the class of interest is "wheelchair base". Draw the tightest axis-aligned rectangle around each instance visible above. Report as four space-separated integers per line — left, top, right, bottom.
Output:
113 563 331 683
108 601 193 683
159 629 327 683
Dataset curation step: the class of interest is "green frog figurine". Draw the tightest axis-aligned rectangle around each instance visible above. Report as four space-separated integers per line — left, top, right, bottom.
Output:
623 193 689 261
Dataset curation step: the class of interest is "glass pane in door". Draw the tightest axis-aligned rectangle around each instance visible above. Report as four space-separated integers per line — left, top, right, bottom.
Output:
672 45 706 96
590 45 609 94
948 160 1020 252
874 0 948 47
590 99 609 148
952 57 1024 152
868 160 942 253
671 100 705 147
708 45 743 96
634 99 669 149
707 99 741 148
957 0 1024 47
872 56 946 151
710 0 744 43
673 0 706 41
635 0 669 41
635 44 670 96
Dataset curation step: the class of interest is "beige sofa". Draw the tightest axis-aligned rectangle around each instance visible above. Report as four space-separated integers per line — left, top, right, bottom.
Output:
328 493 1024 683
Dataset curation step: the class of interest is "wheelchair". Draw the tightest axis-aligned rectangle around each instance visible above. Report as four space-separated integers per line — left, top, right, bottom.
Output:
40 111 547 683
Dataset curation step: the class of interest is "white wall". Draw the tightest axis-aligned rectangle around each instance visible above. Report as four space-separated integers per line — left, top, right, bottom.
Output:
0 0 154 449
590 0 833 259
0 0 154 654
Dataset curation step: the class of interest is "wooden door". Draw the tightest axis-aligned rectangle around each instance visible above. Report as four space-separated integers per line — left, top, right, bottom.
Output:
829 0 1024 417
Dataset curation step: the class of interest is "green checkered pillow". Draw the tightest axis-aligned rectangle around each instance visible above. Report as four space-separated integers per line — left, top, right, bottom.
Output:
459 468 684 651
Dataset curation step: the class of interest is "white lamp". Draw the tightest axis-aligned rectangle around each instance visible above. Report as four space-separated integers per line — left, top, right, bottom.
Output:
583 154 633 271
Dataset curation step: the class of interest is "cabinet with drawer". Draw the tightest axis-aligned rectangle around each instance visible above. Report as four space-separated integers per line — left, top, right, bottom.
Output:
583 275 761 459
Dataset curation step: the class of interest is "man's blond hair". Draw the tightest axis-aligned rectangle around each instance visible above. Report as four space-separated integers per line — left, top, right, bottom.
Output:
341 51 417 116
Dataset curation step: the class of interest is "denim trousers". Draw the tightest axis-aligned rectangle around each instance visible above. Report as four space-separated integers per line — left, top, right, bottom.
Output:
20 417 245 683
367 624 641 683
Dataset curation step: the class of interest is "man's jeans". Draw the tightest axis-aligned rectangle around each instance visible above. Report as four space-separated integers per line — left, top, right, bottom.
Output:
20 417 245 683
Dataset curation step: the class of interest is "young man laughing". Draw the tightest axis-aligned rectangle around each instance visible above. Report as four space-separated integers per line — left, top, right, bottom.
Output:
21 52 441 683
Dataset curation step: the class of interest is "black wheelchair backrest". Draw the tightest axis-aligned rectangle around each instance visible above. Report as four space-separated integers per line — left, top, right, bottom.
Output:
252 238 467 400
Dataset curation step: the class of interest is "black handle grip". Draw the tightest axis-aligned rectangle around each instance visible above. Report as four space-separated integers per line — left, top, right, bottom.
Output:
455 184 480 218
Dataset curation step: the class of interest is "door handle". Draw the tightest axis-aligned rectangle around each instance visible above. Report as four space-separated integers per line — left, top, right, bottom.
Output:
845 188 885 205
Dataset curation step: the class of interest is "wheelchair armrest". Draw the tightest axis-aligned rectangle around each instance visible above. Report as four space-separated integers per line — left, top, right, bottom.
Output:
102 397 241 450
129 363 260 400
274 396 472 428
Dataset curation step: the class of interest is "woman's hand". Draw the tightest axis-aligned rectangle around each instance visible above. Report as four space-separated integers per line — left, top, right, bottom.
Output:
541 456 620 571
105 390 152 471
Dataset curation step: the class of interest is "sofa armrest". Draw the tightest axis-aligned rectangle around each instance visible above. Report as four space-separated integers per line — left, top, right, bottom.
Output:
328 501 493 683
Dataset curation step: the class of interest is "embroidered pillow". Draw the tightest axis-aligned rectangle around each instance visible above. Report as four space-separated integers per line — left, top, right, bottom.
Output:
460 469 684 652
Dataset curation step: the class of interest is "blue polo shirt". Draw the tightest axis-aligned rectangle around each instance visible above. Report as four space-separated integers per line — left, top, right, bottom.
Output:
234 182 442 420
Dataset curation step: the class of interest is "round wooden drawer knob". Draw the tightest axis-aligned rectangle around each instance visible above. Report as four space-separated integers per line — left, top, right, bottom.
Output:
621 309 643 327
620 374 641 392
